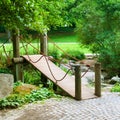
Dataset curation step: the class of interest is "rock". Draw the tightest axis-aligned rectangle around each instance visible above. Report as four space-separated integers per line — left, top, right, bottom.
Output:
0 74 14 99
109 75 120 84
111 75 120 82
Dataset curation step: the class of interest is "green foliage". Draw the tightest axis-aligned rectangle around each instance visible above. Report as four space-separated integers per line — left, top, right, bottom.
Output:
74 0 120 78
24 65 41 86
0 85 60 109
111 83 120 92
25 88 57 103
0 0 66 32
0 94 25 109
48 48 61 60
0 25 5 33
13 81 23 88
62 50 85 60
99 43 120 78
0 68 11 74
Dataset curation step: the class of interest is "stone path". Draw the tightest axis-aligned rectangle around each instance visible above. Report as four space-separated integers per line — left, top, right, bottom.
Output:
0 92 120 120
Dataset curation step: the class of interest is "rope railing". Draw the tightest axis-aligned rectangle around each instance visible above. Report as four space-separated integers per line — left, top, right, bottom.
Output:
21 39 44 63
1 36 91 81
44 55 71 83
48 37 79 61
19 38 73 82
19 37 91 80
48 37 91 78
2 45 9 58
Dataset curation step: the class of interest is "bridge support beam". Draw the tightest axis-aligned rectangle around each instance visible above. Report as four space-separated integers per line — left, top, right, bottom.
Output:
12 29 23 82
71 63 81 100
95 62 101 97
40 32 48 87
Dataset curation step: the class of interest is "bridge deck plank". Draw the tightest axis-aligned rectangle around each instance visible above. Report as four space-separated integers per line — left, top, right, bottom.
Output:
22 55 96 100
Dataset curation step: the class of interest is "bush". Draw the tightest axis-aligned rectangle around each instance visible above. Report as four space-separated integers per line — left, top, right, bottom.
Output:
98 39 120 78
0 67 11 74
23 65 41 85
111 83 120 92
48 48 61 60
62 50 85 60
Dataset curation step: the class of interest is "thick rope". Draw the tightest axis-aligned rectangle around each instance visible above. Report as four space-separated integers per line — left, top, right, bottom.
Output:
48 37 92 78
2 44 9 59
22 37 90 79
44 55 71 83
21 40 44 63
21 40 72 82
81 66 90 78
48 37 79 61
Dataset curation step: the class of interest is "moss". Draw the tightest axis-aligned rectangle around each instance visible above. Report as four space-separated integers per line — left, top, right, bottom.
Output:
14 84 38 95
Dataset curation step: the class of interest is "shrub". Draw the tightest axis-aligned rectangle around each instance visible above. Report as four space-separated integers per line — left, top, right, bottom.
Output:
48 48 61 60
62 50 85 60
98 40 120 78
23 65 41 85
111 83 120 92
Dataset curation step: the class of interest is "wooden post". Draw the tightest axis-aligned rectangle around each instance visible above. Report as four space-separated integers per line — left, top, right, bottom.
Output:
12 29 23 82
40 32 48 87
40 32 47 55
95 62 101 97
71 63 81 100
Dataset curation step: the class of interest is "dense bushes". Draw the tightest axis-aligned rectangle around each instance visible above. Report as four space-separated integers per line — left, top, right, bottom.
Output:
49 49 85 61
62 50 85 60
98 39 120 78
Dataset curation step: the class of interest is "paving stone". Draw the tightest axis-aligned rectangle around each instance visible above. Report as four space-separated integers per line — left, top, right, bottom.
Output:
1 93 120 120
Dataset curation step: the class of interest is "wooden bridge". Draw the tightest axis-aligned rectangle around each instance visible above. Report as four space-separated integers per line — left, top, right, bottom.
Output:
22 55 101 100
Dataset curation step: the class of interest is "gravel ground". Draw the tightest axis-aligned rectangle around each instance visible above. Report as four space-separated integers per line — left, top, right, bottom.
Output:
0 92 120 120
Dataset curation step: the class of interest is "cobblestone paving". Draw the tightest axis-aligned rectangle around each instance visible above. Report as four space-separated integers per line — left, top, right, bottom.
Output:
0 92 120 120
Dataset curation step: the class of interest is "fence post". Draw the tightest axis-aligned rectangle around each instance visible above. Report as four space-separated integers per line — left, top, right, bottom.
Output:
40 32 48 87
12 28 23 82
95 62 101 97
40 32 48 55
71 63 81 100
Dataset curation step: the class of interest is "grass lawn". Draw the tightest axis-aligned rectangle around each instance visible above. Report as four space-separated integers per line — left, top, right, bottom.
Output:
0 32 91 55
0 43 90 56
48 32 91 53
48 32 78 43
49 43 91 54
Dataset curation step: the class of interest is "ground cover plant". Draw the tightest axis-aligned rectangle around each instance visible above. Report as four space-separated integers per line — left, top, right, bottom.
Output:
111 83 120 92
0 81 61 109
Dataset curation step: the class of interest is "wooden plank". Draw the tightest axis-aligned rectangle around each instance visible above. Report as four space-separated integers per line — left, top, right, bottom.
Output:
22 55 97 100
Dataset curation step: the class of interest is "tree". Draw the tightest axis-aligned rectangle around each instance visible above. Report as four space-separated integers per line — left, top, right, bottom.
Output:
73 0 120 77
0 0 66 82
0 0 65 32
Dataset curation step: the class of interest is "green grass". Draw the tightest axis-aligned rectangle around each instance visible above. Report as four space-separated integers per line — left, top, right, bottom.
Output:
0 32 91 55
49 43 90 54
48 33 78 43
0 42 91 56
